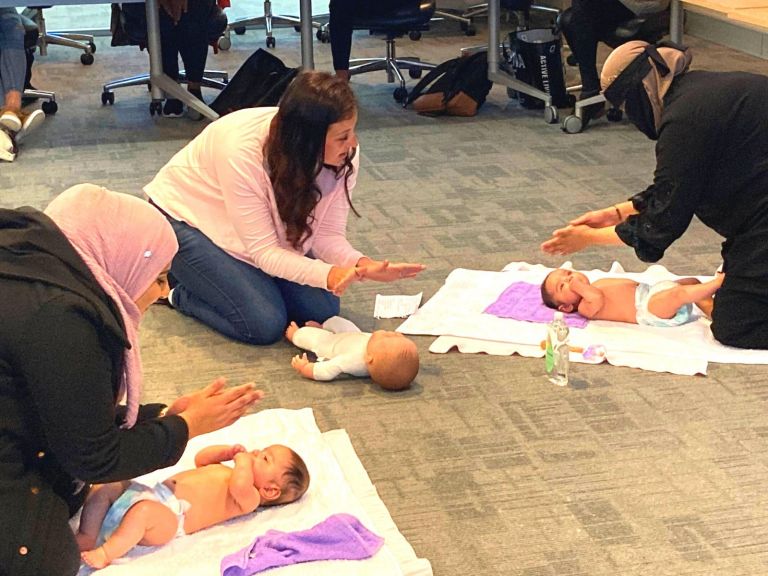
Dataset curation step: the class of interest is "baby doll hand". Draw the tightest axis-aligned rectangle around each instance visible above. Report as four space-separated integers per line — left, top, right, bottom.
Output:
230 444 247 459
304 320 323 328
285 321 299 342
291 353 314 379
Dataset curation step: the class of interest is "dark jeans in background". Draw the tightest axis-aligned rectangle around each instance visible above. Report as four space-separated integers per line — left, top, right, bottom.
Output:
559 0 634 94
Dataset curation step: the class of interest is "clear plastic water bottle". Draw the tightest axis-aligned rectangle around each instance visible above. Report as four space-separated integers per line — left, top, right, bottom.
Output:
545 311 570 386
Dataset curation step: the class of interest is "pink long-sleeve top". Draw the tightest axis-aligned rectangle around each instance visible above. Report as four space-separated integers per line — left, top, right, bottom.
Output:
144 107 364 290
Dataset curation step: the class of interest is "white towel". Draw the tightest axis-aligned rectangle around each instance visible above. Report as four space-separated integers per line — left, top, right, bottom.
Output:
76 408 432 576
397 261 768 376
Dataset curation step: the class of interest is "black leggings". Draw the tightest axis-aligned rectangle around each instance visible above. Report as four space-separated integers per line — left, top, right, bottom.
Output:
328 0 411 71
159 0 219 83
559 0 635 94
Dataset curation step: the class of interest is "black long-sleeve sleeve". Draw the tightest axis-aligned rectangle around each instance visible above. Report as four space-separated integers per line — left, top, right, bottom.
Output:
615 71 768 268
11 294 188 483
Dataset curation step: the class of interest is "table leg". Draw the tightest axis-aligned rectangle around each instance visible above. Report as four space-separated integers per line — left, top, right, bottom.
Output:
299 0 314 69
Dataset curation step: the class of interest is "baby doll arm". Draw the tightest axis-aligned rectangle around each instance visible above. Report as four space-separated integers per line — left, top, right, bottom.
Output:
194 444 246 467
571 277 605 318
291 353 346 381
229 452 261 513
321 316 362 334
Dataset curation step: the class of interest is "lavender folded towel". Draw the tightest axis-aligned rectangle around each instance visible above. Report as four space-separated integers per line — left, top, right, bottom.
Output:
483 281 588 328
220 513 384 576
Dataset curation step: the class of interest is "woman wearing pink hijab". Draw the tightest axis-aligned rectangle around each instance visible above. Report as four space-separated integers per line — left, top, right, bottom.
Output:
0 184 263 576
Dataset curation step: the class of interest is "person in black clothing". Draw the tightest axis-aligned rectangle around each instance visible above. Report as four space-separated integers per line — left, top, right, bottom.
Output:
0 184 262 576
558 0 669 121
541 40 768 349
328 0 410 81
158 0 227 117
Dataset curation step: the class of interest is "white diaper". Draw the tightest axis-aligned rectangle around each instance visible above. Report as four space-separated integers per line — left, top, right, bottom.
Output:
635 280 694 327
98 481 190 545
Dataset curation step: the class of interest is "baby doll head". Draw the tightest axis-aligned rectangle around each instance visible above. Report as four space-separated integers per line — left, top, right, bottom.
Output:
541 268 590 313
364 331 420 391
250 444 310 506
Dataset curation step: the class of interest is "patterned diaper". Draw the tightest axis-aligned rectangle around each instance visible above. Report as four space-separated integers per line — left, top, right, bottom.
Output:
98 481 190 545
634 280 694 327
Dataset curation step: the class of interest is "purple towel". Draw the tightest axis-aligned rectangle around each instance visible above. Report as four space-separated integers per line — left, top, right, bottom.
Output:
220 513 385 576
483 281 588 328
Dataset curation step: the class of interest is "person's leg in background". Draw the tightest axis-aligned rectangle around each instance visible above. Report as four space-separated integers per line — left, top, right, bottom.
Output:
329 0 356 80
328 0 411 81
0 8 44 160
175 0 218 112
158 6 184 117
559 0 634 118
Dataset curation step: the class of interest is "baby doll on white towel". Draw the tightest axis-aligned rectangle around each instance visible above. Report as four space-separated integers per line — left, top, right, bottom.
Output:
285 316 419 391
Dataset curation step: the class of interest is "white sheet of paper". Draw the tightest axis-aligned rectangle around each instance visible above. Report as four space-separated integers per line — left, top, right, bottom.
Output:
373 293 422 319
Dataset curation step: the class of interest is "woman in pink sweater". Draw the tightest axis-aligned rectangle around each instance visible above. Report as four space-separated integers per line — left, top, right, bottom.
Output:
145 71 424 344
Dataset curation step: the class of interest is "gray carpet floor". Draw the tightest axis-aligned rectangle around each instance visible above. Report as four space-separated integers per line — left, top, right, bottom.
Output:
4 11 768 576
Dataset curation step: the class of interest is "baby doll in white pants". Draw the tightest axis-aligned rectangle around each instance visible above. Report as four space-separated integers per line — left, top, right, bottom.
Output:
285 316 419 391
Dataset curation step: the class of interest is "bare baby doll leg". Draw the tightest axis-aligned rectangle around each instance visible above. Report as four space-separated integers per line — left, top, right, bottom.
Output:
76 481 131 552
80 499 179 569
647 276 723 320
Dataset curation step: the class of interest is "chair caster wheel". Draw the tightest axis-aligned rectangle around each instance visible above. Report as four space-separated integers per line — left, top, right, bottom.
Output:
88 41 97 54
408 30 421 41
566 53 577 66
42 100 58 115
149 101 162 116
607 107 623 122
234 26 246 35
316 29 330 43
81 52 94 65
101 91 114 105
561 114 583 134
544 105 558 124
393 87 408 103
218 35 231 50
266 36 276 49
409 68 423 79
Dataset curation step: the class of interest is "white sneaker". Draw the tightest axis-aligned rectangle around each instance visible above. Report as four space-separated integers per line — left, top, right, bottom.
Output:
16 109 45 143
0 130 17 162
0 110 22 133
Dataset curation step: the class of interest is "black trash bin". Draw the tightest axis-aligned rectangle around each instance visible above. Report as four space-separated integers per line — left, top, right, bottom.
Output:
506 28 569 109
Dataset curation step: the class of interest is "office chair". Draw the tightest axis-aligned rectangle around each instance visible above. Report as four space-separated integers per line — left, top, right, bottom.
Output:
219 1 329 50
101 4 229 109
435 0 559 36
22 7 96 65
558 8 671 133
347 0 437 104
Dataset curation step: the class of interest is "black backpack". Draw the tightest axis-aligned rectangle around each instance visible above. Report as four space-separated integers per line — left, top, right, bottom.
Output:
210 49 299 116
405 51 493 117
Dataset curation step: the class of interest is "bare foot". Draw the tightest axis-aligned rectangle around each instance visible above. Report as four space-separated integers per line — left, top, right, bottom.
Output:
285 321 299 342
81 546 111 569
75 533 96 552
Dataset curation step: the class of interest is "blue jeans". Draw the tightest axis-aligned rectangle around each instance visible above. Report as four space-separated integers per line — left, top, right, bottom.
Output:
168 218 340 345
0 8 26 105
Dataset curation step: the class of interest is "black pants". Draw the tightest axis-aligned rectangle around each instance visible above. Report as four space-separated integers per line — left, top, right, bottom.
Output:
328 0 410 71
158 0 220 83
559 0 634 94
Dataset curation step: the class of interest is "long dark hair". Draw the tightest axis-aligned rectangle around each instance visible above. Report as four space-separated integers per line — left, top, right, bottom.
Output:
265 71 359 250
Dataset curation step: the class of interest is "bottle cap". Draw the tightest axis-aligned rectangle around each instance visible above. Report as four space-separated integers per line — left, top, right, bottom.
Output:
554 311 564 320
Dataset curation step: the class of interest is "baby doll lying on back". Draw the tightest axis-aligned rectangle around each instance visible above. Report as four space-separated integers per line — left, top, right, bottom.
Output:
285 316 419 391
541 268 724 326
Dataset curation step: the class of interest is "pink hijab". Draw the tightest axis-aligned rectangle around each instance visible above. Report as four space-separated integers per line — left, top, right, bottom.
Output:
45 184 178 428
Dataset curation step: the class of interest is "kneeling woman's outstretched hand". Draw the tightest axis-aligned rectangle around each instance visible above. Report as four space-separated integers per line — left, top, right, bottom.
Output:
355 258 426 283
166 378 265 439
